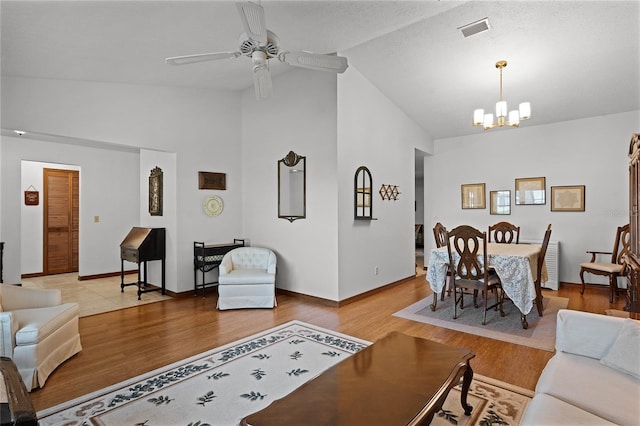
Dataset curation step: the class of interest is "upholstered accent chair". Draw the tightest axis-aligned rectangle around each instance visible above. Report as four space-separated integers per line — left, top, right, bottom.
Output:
0 285 82 391
217 247 277 310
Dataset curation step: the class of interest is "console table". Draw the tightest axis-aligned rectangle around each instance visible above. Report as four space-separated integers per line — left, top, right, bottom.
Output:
241 331 475 426
193 240 244 296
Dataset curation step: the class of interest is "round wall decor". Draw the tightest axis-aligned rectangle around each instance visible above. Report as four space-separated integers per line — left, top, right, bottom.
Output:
203 195 224 216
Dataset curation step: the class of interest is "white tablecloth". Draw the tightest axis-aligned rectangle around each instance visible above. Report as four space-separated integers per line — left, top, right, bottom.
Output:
426 243 546 315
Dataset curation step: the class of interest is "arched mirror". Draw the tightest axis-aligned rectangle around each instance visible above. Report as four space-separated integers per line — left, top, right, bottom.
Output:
354 166 373 220
278 151 306 222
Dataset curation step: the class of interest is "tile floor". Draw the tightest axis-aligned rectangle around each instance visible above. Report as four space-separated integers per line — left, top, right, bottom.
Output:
21 273 172 317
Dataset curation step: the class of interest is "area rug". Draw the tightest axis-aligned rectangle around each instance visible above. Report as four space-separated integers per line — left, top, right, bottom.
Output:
37 321 532 426
432 374 533 426
37 320 369 425
393 295 569 351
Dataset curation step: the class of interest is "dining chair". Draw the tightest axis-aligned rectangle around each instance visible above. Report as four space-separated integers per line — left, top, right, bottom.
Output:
488 221 520 244
431 222 453 308
533 224 553 316
449 225 504 325
579 224 630 303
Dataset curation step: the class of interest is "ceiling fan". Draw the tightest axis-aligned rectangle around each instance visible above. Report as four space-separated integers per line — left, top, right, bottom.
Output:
165 1 349 99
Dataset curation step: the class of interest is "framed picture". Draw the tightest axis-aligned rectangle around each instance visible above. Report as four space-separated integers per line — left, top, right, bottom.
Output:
149 166 163 216
461 183 486 209
515 177 546 205
198 171 226 190
551 185 585 212
24 190 39 206
490 190 511 215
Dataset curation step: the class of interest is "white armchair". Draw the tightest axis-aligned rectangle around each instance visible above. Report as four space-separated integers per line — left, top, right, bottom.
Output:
217 247 277 310
0 285 82 391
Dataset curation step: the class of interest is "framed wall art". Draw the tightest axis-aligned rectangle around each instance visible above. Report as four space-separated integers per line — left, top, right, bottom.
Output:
149 166 163 216
551 185 585 212
515 177 546 205
461 183 486 209
198 171 226 190
490 190 511 215
24 185 39 206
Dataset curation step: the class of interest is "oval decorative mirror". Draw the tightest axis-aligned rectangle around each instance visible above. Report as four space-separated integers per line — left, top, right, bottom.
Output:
278 151 306 222
354 166 373 220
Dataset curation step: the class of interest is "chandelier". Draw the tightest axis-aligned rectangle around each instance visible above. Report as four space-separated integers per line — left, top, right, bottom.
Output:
473 60 531 130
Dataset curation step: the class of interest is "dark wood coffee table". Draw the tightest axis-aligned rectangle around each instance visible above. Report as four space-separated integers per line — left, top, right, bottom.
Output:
241 331 475 425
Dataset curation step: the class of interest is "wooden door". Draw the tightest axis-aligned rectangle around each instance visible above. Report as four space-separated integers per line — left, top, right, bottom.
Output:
44 169 79 275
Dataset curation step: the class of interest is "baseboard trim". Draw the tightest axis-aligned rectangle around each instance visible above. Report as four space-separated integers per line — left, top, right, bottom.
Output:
277 275 416 308
560 281 620 291
79 270 137 281
21 271 138 280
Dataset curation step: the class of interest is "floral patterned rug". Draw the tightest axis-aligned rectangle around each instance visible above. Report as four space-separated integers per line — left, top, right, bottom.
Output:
37 321 532 425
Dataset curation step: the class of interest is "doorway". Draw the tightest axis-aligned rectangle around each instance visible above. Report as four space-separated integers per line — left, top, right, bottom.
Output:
415 150 426 276
43 168 79 275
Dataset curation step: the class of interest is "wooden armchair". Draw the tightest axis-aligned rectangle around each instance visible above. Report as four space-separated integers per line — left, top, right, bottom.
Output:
580 224 630 303
449 225 504 325
488 221 520 244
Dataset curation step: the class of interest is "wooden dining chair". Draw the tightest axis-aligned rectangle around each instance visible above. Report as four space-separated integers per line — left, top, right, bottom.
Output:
488 221 520 244
430 222 453 311
532 224 553 316
579 224 630 303
449 225 504 325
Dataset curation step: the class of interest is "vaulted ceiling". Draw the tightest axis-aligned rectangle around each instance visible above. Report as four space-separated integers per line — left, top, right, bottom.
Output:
2 1 639 140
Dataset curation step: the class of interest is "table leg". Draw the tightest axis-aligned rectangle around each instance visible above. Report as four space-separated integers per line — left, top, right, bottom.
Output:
521 313 529 329
460 362 474 416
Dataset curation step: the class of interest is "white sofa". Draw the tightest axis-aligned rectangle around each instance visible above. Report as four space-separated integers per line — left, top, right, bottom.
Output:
0 285 82 391
522 309 640 425
217 247 277 310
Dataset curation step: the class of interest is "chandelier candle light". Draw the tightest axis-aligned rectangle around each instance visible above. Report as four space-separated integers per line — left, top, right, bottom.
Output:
473 60 531 130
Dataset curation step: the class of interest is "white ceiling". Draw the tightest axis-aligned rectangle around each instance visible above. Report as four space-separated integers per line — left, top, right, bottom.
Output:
2 1 639 140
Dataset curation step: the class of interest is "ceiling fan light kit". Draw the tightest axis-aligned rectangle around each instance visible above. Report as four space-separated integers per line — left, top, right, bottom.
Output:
165 1 349 100
472 60 531 130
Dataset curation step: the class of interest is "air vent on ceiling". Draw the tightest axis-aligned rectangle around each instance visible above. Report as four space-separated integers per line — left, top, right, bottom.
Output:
458 18 491 38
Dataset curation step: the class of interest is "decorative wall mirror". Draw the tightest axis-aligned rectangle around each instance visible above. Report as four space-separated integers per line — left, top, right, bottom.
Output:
278 151 306 222
354 166 373 220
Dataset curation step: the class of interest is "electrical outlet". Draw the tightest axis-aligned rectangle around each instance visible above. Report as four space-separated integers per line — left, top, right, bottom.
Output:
374 266 379 275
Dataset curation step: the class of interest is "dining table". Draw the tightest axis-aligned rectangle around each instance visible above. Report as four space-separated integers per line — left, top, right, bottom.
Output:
426 242 547 328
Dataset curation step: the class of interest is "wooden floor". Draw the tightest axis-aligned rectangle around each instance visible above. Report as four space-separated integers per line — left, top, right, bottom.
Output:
29 275 625 413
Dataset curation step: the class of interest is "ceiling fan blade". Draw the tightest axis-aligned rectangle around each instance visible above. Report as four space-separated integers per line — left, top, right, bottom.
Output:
252 64 272 99
165 52 241 65
236 2 267 43
279 51 349 73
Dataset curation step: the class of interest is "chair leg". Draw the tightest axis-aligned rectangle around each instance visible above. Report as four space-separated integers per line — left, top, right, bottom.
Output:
453 285 459 319
482 291 488 325
579 269 587 295
441 276 447 301
430 292 438 311
609 275 618 304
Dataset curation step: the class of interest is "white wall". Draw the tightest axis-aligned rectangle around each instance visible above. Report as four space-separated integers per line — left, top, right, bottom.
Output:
337 65 434 300
21 160 81 274
1 76 242 290
1 136 139 283
241 68 341 301
425 110 640 286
